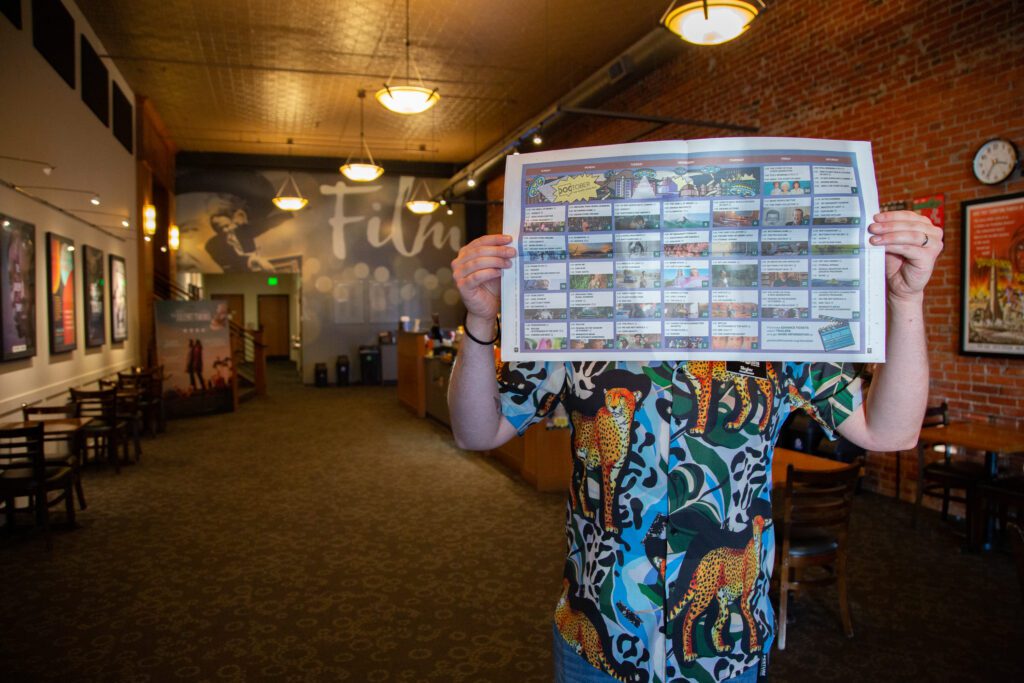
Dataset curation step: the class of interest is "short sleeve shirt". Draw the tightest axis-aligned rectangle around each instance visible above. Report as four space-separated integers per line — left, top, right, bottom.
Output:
498 360 863 683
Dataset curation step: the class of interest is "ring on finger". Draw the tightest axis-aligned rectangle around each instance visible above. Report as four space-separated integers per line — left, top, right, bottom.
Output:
921 234 929 247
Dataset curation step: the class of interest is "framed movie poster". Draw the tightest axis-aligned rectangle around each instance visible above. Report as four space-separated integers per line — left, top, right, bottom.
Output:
46 231 77 353
82 244 105 347
0 214 37 361
961 191 1024 357
109 254 128 342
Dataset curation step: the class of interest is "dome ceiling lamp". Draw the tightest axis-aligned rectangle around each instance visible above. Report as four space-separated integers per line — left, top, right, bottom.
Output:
340 90 385 182
661 0 763 46
375 0 440 115
405 178 439 214
272 139 309 211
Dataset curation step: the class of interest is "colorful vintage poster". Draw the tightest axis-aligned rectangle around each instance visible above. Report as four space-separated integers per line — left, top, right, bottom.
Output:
913 193 945 229
46 231 76 353
0 214 36 360
155 300 233 416
109 254 127 342
502 138 885 362
961 192 1024 356
82 244 105 347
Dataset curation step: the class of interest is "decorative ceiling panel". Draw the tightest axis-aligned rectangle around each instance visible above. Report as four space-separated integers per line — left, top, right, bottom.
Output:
76 0 669 163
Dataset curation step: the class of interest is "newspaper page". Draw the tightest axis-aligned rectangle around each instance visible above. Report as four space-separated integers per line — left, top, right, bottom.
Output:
501 138 885 362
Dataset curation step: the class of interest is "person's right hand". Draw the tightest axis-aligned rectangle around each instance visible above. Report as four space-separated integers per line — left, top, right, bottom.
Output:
451 234 516 322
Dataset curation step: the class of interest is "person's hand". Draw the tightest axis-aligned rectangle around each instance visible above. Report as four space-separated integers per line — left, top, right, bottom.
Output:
868 210 943 305
451 234 516 322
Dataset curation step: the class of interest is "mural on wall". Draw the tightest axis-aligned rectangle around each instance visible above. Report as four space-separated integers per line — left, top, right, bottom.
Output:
82 245 105 348
1 213 36 361
175 169 466 380
46 231 76 354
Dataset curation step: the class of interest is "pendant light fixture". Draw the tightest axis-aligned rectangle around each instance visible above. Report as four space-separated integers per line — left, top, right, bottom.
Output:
661 0 762 46
405 178 439 214
340 90 385 182
168 224 180 250
143 203 156 242
375 0 440 115
272 139 308 211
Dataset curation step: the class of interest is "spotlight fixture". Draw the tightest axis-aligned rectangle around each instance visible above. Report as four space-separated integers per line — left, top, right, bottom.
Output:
532 130 543 146
375 0 440 115
16 185 101 205
0 154 56 175
446 207 454 216
273 140 309 211
169 224 180 250
512 144 520 156
661 0 762 46
160 245 168 253
340 90 385 182
466 175 477 189
143 203 157 238
121 219 130 228
405 178 439 214
90 194 101 206
439 197 447 206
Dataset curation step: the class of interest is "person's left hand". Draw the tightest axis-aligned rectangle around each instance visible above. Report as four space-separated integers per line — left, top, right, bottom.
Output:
868 210 943 304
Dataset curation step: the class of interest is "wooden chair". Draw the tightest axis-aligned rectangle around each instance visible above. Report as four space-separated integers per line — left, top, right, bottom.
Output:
102 379 143 462
20 403 88 510
776 458 862 650
913 402 986 528
69 387 128 473
1009 523 1024 601
119 367 164 436
0 423 76 549
973 476 1024 554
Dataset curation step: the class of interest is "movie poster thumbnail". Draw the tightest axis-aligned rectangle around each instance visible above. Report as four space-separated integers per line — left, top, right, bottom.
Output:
110 254 128 342
762 289 810 319
523 292 567 321
569 261 613 290
569 322 614 350
761 258 809 288
711 289 759 319
712 198 760 227
82 245 105 347
711 260 759 288
616 320 661 349
761 229 809 256
711 229 759 257
615 289 662 320
663 200 710 228
711 320 759 350
46 232 76 354
614 233 661 259
664 230 709 257
523 205 566 233
811 227 861 255
762 197 811 226
615 261 661 289
570 291 613 320
568 233 614 259
664 320 709 349
524 262 567 291
614 202 661 230
664 290 709 319
812 196 862 225
567 204 612 232
1 214 36 361
524 322 567 350
763 165 813 195
664 259 710 289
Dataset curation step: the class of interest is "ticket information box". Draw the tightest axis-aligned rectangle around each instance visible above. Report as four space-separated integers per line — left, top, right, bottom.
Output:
501 138 885 362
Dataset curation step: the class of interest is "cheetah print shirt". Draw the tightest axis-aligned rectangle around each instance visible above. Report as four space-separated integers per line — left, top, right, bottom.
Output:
498 360 863 683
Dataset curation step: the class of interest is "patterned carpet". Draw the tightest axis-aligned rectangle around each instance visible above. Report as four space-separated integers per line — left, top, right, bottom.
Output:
1 364 1021 682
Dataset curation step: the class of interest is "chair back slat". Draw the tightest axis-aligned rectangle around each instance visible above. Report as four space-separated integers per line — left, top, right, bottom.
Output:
21 402 74 421
0 423 46 478
69 387 117 419
782 459 862 535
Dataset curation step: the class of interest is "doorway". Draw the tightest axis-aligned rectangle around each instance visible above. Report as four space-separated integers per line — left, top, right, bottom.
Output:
258 294 290 359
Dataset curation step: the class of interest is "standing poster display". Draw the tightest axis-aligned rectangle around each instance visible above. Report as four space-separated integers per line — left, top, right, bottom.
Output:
0 213 36 361
82 245 105 347
109 254 128 342
154 300 233 416
502 138 885 362
960 191 1024 357
46 231 76 353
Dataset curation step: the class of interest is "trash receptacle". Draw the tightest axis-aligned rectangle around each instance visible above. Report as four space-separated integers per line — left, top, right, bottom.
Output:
336 355 350 386
314 362 329 387
359 345 381 385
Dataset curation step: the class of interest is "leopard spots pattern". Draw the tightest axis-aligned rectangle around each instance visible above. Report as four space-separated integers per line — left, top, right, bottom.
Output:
555 579 626 681
682 362 777 435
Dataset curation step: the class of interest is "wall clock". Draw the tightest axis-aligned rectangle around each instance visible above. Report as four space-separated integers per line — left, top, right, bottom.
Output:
972 138 1018 184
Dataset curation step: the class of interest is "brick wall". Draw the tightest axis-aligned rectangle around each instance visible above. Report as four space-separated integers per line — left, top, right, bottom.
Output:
487 0 1024 503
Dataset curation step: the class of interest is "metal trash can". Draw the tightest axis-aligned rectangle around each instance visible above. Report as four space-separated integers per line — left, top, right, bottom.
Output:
314 362 329 387
336 355 350 386
359 345 381 385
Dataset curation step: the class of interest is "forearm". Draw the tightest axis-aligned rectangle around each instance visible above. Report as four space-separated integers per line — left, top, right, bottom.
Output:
841 296 930 450
448 313 516 451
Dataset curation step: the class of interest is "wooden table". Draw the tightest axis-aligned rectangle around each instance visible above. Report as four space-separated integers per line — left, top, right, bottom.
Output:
0 417 94 440
916 422 1024 550
773 447 847 486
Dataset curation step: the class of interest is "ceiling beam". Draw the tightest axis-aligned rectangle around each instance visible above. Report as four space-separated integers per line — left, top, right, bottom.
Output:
558 106 759 133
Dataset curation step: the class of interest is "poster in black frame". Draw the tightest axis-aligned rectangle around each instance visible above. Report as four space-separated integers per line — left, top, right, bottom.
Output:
109 253 128 343
46 231 77 353
960 191 1024 358
0 213 37 360
82 244 105 347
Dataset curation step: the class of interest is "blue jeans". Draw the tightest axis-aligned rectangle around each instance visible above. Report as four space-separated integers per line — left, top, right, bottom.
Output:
553 625 760 683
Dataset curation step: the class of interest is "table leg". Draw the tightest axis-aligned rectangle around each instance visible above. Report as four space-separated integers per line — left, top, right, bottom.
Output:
980 451 998 551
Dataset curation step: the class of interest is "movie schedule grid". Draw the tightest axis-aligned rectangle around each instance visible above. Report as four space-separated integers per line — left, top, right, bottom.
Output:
514 152 866 354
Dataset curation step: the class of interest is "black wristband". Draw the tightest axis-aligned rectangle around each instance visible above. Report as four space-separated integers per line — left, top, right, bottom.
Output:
463 312 500 345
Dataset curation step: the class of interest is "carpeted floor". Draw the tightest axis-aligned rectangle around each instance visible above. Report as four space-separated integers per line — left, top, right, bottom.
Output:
1 364 1021 682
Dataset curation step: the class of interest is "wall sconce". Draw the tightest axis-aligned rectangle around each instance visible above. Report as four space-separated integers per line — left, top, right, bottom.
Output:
143 203 157 242
661 0 763 46
16 185 100 204
169 224 180 250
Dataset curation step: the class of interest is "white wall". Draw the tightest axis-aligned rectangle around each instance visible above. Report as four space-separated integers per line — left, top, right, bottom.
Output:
202 273 301 365
0 1 139 416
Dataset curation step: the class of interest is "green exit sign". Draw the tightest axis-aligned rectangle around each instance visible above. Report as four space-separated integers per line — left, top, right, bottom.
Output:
267 276 279 286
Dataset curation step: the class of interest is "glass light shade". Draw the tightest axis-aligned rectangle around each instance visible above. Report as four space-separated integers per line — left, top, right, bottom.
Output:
662 1 758 45
406 200 439 214
340 162 385 182
143 204 157 236
168 224 180 250
375 85 440 115
272 196 309 211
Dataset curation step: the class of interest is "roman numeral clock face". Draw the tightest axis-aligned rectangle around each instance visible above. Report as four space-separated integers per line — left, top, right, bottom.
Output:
972 138 1018 184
